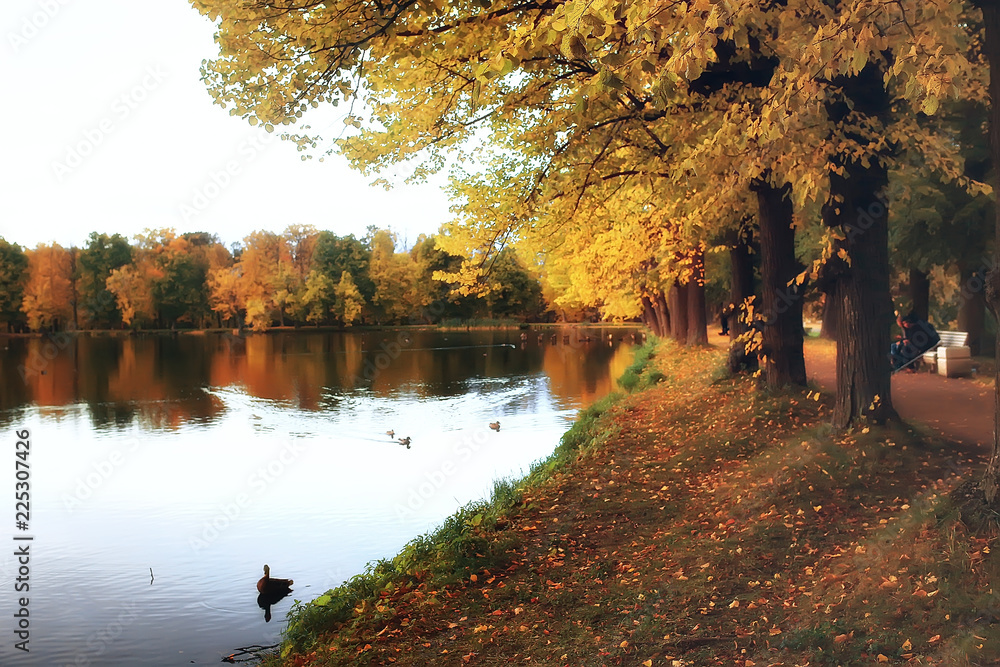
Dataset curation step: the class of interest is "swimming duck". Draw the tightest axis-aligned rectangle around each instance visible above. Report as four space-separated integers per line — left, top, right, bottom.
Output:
489 421 500 431
398 436 411 448
257 564 293 595
256 564 293 623
386 429 395 438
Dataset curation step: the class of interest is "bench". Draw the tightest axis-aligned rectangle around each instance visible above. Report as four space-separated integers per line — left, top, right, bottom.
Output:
921 331 971 377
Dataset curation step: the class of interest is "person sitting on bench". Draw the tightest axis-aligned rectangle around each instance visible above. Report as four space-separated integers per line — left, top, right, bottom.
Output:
890 310 940 372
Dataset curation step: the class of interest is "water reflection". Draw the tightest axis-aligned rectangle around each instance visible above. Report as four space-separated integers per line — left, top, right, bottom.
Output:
256 565 294 623
0 328 640 429
0 327 642 665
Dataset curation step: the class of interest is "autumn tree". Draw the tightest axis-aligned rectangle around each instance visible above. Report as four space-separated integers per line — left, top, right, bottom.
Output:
106 262 156 329
334 270 365 325
207 264 242 327
0 238 28 332
21 243 76 331
234 230 285 331
367 229 420 323
131 229 215 328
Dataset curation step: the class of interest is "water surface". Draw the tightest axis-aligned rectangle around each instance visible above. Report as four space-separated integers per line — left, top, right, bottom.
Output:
0 327 641 665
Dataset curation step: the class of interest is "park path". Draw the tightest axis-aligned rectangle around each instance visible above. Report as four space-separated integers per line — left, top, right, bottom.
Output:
802 342 993 450
708 335 994 450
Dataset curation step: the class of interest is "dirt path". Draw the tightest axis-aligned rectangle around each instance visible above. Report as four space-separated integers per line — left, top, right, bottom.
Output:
802 341 993 449
707 335 993 449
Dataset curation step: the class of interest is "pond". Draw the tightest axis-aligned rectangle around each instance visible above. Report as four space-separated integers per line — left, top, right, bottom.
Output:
0 327 643 666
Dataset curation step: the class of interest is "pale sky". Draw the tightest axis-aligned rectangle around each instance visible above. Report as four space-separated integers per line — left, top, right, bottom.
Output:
0 0 453 252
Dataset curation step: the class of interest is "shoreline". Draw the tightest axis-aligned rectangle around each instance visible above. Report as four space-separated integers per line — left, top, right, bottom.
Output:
261 339 999 666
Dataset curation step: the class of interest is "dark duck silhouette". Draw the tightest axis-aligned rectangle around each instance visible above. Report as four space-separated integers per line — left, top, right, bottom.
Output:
398 436 411 449
256 564 293 622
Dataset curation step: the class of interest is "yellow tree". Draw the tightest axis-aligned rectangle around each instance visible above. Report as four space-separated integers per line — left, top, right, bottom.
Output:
235 230 285 331
207 265 242 327
367 229 420 323
21 243 75 331
334 270 365 325
106 264 155 328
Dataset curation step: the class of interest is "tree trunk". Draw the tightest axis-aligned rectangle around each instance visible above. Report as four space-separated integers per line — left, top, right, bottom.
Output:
753 178 807 387
654 292 671 338
669 282 688 345
822 62 897 428
642 292 671 338
686 248 709 346
820 291 839 340
958 263 987 356
640 294 660 336
727 227 758 373
973 0 1000 504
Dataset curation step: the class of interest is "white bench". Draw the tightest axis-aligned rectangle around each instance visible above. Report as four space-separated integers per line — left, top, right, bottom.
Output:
922 331 971 377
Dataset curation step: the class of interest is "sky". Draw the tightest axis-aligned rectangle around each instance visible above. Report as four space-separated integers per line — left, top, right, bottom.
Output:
0 0 454 252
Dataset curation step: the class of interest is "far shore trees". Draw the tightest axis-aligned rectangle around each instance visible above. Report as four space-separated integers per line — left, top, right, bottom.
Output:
5 226 553 331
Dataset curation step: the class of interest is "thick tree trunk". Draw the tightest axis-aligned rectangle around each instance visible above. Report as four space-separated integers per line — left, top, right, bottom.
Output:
958 263 987 356
727 228 758 373
686 249 709 346
753 178 807 387
973 0 1000 504
908 268 930 322
669 282 689 345
820 292 839 340
822 62 897 428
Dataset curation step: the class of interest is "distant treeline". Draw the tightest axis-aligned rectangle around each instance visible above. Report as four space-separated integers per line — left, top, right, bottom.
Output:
0 226 552 332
